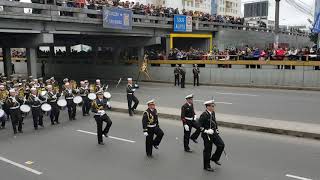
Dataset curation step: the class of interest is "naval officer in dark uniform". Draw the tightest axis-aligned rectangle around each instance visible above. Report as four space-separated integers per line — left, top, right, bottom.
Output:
198 99 225 172
142 99 164 157
181 94 201 152
193 64 200 86
174 65 180 86
126 78 139 116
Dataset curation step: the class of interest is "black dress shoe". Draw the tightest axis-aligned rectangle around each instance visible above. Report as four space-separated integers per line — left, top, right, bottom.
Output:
129 114 133 117
18 130 23 133
204 167 215 172
190 138 198 143
103 133 108 138
56 121 60 124
212 160 222 166
184 149 193 153
51 122 55 125
153 145 159 149
98 142 105 145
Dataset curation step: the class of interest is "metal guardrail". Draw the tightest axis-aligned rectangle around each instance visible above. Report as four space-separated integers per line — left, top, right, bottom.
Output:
0 1 309 37
126 60 320 66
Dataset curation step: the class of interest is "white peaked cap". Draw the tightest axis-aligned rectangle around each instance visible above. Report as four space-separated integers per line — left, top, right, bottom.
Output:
185 94 193 99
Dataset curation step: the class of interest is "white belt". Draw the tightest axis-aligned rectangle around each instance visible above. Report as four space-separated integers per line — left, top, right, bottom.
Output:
127 93 133 95
66 97 73 100
147 124 156 128
10 106 19 110
185 117 193 120
32 105 40 108
50 100 57 103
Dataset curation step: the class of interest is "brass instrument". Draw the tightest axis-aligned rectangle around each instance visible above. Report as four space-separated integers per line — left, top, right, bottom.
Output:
91 100 104 111
70 80 77 90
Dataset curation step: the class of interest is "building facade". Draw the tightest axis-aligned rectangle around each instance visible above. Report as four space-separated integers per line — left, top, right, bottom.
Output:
216 0 241 17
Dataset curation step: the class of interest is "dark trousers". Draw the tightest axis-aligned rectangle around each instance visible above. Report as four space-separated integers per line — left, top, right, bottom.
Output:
10 109 22 133
94 114 112 143
174 74 180 86
0 113 7 127
66 100 76 120
184 120 201 151
82 96 90 115
146 126 164 156
202 133 225 169
49 103 60 124
193 76 199 86
31 108 43 129
127 94 139 115
181 76 185 88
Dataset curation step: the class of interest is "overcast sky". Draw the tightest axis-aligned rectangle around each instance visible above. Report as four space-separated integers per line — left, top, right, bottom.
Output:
241 0 315 26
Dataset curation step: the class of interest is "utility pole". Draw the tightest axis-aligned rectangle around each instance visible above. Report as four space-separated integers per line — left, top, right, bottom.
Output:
274 0 280 49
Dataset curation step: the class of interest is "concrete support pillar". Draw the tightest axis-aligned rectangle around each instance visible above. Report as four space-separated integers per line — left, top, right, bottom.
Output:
112 48 121 64
3 48 12 77
66 45 71 55
48 46 55 76
26 48 38 78
138 46 144 62
92 44 98 65
165 37 170 59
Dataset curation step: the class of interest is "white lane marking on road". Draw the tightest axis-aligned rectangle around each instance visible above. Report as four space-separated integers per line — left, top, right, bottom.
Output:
215 92 259 97
286 174 313 180
76 130 136 143
0 156 42 175
194 99 233 105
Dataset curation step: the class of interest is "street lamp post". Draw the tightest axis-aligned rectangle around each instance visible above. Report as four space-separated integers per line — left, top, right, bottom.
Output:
274 0 281 49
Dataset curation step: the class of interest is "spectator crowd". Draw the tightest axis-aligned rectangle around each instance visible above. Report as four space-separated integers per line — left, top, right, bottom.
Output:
21 0 244 25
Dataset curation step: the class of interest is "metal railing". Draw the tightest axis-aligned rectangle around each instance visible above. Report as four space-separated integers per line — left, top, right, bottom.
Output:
0 1 309 37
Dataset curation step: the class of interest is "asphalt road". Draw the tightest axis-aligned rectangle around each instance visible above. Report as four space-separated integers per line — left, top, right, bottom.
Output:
0 111 319 180
107 82 320 124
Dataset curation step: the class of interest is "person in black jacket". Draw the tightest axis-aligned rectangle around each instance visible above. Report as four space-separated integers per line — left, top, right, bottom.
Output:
198 99 225 172
47 85 60 125
193 64 200 86
142 99 164 157
181 94 201 152
91 91 112 145
28 88 46 130
174 65 180 86
180 65 186 88
79 81 90 116
126 78 139 116
64 82 77 120
6 89 24 134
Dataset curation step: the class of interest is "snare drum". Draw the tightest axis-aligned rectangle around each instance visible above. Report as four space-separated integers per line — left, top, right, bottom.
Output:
103 92 111 99
20 104 31 113
88 93 96 100
0 109 4 118
41 103 52 112
73 96 83 104
57 99 67 107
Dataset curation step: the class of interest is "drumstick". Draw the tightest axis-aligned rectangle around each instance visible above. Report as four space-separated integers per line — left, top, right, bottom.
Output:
116 78 122 88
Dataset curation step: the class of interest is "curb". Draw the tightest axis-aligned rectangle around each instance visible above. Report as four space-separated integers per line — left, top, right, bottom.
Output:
111 107 320 141
141 80 320 92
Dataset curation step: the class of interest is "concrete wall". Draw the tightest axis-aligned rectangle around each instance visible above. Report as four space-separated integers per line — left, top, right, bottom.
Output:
2 62 319 88
214 28 313 49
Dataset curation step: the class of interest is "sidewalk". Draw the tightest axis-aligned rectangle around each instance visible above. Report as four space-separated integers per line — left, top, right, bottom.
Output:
110 101 320 140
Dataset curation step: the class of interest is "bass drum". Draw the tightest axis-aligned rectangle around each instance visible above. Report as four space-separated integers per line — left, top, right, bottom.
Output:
0 109 4 118
41 103 52 112
73 96 83 104
57 99 67 107
103 92 111 99
88 93 96 100
20 104 31 113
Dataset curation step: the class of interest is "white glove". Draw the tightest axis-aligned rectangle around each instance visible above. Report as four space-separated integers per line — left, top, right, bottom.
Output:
132 89 136 92
107 102 111 107
143 132 148 136
194 115 197 120
204 129 214 135
98 110 105 115
184 124 190 131
35 97 39 101
52 95 57 99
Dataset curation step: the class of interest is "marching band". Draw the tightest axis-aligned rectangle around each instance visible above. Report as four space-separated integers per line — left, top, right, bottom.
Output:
0 75 225 172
